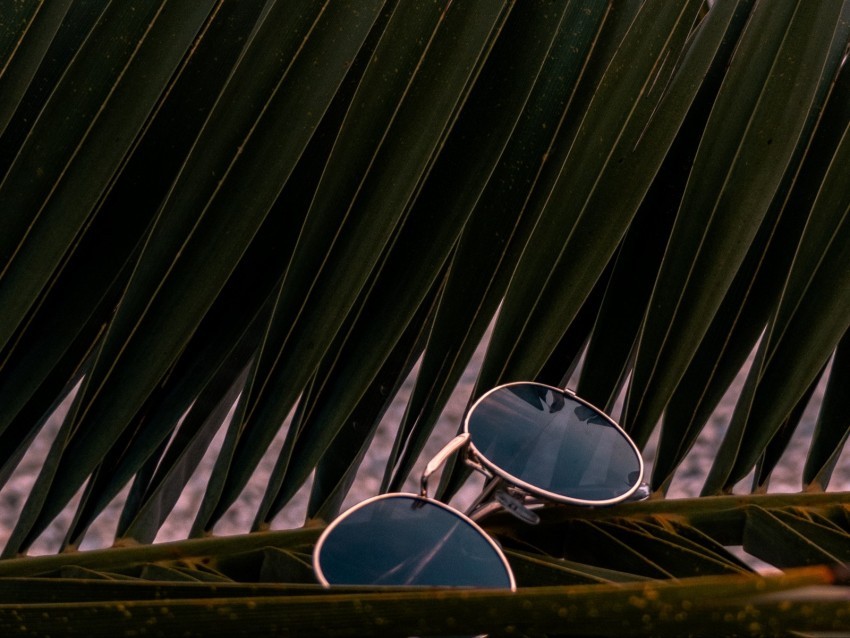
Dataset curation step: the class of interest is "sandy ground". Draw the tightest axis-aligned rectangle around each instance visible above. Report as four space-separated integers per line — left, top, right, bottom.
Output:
2 343 849 555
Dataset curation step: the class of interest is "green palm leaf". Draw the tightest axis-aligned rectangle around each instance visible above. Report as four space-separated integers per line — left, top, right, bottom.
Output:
4 1 850 634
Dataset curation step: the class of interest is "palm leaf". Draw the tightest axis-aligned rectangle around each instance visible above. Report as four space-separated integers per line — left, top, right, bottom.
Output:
196 0 513 534
4 1 850 635
0 0 73 135
0 495 848 635
627 0 850 448
385 0 614 494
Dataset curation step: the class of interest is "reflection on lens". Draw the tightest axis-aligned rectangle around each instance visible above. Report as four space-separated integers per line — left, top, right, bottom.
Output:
466 383 642 504
315 494 514 588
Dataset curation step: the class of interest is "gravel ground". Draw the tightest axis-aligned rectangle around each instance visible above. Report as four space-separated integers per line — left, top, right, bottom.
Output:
2 343 848 555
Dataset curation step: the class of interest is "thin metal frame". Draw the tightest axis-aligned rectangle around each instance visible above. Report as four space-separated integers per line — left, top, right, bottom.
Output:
313 491 517 590
463 381 645 508
314 381 645 590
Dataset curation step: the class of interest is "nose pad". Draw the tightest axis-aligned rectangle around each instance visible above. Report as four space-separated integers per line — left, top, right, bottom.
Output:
495 489 540 525
626 480 651 502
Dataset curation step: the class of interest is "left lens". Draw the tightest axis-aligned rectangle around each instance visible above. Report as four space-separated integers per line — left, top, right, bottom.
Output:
466 382 642 505
314 494 515 588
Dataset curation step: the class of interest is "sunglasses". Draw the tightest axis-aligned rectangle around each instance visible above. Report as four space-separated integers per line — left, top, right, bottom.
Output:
313 382 645 589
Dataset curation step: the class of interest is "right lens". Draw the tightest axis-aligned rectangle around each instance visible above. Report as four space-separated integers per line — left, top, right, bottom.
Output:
466 382 643 505
314 494 515 589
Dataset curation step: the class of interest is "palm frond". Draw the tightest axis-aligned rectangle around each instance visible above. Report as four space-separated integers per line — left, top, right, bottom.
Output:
3 0 850 634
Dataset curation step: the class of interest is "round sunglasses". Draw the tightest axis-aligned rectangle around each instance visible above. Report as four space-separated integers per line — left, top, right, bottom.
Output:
313 382 645 589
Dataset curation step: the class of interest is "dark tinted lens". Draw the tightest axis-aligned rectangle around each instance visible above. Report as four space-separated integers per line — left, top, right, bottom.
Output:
467 384 641 502
315 495 513 588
